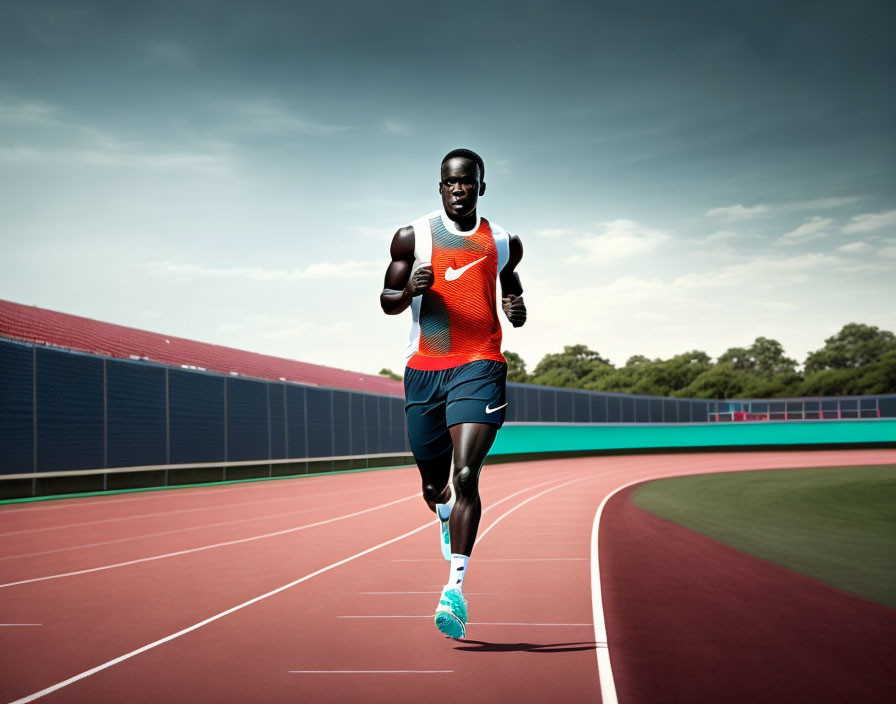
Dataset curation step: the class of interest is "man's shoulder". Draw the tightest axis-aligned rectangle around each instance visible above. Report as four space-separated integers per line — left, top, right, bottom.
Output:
486 219 510 238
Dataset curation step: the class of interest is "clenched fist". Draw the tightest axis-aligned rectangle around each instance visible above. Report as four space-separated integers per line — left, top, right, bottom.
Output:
502 294 526 327
405 264 434 297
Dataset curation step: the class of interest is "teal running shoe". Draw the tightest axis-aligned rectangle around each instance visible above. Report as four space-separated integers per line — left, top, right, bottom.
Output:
436 504 452 561
434 587 467 639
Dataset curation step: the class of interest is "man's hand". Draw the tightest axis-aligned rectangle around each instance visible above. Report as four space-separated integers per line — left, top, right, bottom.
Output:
502 294 526 327
405 264 434 297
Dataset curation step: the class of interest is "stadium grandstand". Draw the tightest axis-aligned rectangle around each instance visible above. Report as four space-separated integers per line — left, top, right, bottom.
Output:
0 299 402 397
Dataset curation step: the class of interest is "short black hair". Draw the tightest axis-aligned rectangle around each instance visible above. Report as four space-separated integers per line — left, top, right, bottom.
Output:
441 148 485 182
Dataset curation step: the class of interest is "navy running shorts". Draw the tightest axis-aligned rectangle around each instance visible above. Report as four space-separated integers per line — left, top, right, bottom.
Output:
404 359 508 460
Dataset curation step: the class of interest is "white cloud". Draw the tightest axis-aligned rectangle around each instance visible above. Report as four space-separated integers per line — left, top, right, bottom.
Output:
382 119 408 134
706 230 737 243
705 204 769 221
879 239 896 259
778 216 834 244
230 99 351 136
0 98 60 125
574 219 669 262
672 252 840 289
783 196 863 211
0 145 230 172
838 241 871 253
842 210 896 234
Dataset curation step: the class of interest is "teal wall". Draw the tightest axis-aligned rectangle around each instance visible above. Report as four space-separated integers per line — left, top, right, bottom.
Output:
491 420 896 455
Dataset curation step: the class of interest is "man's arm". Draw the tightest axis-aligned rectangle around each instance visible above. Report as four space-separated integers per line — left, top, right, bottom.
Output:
380 226 434 315
499 234 526 327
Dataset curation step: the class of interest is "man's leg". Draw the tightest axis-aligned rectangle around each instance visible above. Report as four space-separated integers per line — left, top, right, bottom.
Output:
433 422 498 639
447 422 498 557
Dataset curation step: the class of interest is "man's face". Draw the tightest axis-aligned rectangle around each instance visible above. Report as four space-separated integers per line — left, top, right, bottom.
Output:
439 157 483 220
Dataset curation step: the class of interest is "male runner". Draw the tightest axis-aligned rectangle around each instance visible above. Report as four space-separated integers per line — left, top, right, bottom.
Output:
380 148 526 639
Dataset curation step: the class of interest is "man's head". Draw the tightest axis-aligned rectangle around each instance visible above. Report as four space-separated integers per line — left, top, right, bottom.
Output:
439 148 486 221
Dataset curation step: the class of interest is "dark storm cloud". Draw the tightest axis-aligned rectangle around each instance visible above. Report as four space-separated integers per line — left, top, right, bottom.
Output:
1 0 893 205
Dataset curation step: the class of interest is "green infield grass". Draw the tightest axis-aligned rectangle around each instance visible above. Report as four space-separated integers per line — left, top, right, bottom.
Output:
632 465 896 609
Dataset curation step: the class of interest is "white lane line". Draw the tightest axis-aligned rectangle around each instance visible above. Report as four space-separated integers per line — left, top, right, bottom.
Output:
358 591 442 595
591 477 656 704
475 475 591 545
468 622 592 627
6 476 572 703
0 494 419 589
0 474 563 589
390 557 586 562
7 518 438 704
0 500 367 561
337 616 591 626
0 623 42 626
289 670 453 674
0 484 408 537
0 477 411 516
338 615 430 619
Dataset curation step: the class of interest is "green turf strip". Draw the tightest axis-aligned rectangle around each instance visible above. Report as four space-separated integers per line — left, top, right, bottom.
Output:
632 465 896 609
0 463 415 505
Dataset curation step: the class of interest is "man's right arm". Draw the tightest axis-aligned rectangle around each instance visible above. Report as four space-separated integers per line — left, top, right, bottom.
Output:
380 226 433 315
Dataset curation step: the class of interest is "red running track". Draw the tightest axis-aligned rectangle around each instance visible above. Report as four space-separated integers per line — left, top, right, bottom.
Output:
0 449 893 703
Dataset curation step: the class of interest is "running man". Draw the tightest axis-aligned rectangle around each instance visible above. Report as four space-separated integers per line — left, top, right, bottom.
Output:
380 148 526 639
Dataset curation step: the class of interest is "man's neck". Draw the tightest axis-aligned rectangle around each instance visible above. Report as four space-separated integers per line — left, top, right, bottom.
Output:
444 209 478 232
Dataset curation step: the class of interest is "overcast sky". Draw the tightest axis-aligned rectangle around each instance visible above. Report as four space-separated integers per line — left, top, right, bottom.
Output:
1 0 894 376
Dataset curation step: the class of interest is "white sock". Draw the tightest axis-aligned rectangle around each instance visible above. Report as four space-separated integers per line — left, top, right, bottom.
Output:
436 484 456 521
447 554 469 590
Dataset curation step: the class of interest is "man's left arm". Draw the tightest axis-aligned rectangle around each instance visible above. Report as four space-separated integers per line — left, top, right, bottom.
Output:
499 234 526 327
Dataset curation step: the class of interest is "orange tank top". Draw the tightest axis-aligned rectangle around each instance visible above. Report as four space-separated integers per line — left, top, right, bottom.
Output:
406 213 507 371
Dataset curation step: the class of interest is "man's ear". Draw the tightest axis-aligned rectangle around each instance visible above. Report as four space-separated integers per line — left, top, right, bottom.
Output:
479 181 486 196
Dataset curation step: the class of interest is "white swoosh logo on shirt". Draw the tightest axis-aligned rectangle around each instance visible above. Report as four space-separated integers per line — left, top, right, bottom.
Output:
445 255 488 282
485 402 508 414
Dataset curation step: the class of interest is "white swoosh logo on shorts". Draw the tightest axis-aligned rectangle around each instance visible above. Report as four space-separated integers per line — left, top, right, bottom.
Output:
445 255 488 282
485 402 508 414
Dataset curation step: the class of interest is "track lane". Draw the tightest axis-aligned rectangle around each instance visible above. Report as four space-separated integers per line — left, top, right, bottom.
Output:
0 464 579 702
2 449 893 702
600 483 896 703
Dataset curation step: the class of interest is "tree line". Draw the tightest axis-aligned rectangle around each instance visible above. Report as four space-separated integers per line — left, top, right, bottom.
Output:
500 323 896 398
380 323 895 398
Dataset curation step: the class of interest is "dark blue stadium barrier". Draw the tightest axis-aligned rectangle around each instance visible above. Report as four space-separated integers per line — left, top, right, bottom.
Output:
107 359 166 468
390 397 406 453
169 369 225 464
269 384 286 460
573 390 589 423
0 341 33 474
286 384 307 459
364 394 380 455
1 338 893 491
349 392 366 456
557 391 573 422
227 377 269 462
36 348 104 472
306 387 333 458
332 390 351 457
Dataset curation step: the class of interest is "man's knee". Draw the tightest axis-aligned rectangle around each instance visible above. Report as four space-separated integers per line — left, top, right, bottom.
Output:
453 465 478 501
421 483 442 509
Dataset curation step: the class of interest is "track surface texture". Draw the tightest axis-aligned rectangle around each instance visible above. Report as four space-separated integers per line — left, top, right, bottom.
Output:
1 449 893 703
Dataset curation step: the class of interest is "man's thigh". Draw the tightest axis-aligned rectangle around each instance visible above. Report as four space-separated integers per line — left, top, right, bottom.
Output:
444 360 508 428
404 367 452 460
